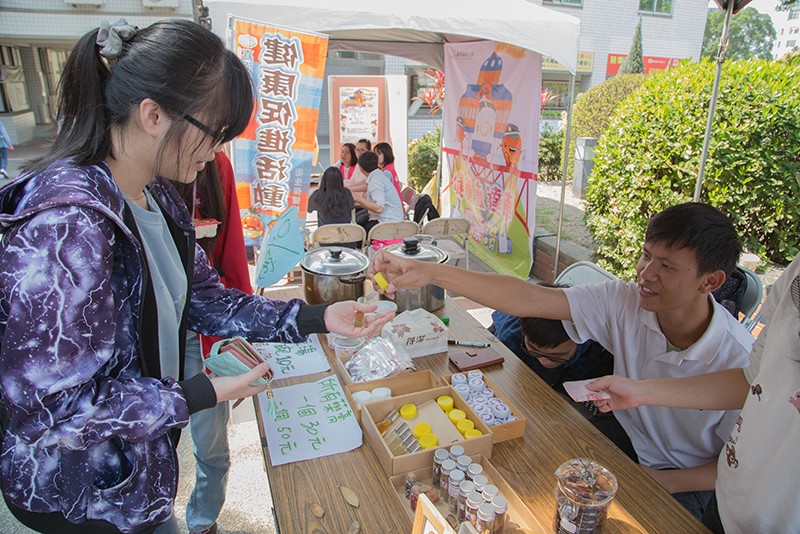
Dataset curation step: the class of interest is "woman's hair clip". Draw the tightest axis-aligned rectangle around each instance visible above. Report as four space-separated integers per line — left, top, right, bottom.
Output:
96 18 138 60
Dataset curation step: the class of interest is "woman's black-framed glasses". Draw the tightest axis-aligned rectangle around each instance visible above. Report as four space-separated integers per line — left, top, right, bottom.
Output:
183 114 226 148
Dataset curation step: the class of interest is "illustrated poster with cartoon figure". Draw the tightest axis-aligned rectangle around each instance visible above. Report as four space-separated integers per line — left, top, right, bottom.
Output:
441 41 541 279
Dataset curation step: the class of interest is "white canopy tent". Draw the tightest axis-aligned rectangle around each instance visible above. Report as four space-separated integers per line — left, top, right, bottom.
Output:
205 0 581 73
205 0 581 278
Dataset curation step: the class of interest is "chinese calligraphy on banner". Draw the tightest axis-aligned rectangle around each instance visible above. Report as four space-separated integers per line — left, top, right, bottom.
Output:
261 375 361 466
253 335 329 379
228 17 329 247
441 41 541 279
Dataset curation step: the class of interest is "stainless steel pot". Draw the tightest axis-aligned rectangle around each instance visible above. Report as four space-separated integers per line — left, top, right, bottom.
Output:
382 237 449 312
301 247 368 304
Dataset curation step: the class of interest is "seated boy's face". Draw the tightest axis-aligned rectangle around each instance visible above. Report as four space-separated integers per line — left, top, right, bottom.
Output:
636 241 708 314
522 337 578 369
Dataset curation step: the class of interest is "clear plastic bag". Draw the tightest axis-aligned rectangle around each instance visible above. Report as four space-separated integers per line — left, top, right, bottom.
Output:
344 336 414 383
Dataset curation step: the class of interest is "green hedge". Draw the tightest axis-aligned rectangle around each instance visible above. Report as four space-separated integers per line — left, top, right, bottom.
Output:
538 126 565 181
586 59 800 279
565 74 646 181
407 127 440 191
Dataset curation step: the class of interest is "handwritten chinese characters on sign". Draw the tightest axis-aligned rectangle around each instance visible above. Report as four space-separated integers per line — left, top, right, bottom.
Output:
253 335 329 378
261 375 361 466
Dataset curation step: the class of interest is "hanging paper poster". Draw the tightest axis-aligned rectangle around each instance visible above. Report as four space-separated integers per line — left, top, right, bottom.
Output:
327 76 389 168
441 41 541 279
338 86 379 144
228 16 329 247
253 335 329 379
260 375 361 466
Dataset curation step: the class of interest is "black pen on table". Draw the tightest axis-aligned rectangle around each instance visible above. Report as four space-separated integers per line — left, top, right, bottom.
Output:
448 340 491 348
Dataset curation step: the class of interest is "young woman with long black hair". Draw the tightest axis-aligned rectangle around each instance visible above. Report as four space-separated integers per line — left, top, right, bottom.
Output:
0 19 388 534
308 166 355 226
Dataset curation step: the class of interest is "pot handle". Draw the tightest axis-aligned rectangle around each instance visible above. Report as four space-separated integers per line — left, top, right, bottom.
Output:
339 274 366 285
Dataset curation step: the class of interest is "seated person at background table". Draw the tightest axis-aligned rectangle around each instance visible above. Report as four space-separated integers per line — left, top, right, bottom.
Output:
353 151 404 234
374 141 403 201
335 142 357 182
588 253 799 534
369 202 754 520
308 166 355 226
349 139 372 224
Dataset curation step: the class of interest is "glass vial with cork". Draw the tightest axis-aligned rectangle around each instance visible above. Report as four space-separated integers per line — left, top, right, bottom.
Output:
475 502 496 533
466 491 483 526
492 495 508 533
439 459 456 501
457 479 476 523
433 448 449 487
448 469 465 515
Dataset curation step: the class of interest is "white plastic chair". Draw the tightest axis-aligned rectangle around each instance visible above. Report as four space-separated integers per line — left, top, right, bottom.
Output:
365 220 420 257
555 261 618 286
420 217 471 269
311 223 366 249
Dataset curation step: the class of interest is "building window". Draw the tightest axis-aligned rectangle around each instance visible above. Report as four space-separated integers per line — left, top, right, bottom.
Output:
1 45 30 113
787 40 797 48
790 27 800 34
639 0 672 15
543 0 583 6
789 8 799 20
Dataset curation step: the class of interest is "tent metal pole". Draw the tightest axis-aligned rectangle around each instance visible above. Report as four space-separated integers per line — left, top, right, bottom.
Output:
695 0 734 202
553 73 576 281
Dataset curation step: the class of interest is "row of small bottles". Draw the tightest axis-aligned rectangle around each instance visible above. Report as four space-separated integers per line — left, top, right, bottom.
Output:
406 444 507 532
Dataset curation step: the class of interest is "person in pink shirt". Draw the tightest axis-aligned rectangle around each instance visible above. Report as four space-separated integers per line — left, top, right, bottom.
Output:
337 143 357 182
374 142 403 198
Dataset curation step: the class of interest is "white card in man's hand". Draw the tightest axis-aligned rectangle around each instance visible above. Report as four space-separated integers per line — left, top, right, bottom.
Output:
563 379 611 403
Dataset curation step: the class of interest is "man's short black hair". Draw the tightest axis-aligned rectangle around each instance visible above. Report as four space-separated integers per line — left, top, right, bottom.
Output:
645 202 741 276
357 138 372 150
358 151 379 173
519 283 570 348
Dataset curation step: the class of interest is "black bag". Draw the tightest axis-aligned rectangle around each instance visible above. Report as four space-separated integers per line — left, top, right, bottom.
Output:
712 268 748 318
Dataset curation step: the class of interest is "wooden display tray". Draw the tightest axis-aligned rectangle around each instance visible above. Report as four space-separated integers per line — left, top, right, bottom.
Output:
362 385 493 476
343 370 444 423
390 454 546 533
444 373 527 443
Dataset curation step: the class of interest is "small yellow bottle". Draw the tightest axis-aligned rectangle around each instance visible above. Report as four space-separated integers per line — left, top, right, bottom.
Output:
464 428 483 439
413 422 432 438
419 433 439 449
456 419 475 435
436 395 454 414
400 403 417 420
448 409 466 426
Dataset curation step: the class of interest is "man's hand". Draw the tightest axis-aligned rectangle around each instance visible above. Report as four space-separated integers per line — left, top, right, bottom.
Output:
368 249 433 298
587 375 646 412
323 300 394 337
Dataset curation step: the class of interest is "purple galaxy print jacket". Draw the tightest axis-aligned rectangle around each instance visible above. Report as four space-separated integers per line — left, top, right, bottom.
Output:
0 160 308 532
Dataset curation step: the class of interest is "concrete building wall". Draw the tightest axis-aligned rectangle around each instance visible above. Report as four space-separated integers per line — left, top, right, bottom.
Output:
0 0 193 44
773 6 800 58
534 0 708 90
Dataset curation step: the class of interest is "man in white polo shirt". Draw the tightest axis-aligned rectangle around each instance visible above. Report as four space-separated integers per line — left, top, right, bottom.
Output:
369 202 753 519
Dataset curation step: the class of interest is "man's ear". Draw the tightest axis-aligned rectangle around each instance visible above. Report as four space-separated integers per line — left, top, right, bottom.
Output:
700 269 727 294
137 98 170 138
